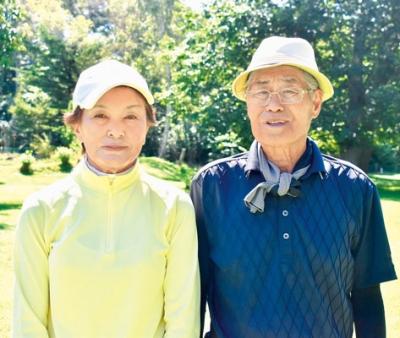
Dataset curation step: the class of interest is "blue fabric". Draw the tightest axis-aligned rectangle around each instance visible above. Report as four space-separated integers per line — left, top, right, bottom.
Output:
190 138 397 338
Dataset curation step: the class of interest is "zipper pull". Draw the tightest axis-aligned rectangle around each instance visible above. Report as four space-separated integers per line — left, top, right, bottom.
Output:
108 174 116 186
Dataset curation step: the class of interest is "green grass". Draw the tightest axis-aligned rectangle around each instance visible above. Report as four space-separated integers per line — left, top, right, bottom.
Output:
0 155 399 337
370 173 400 202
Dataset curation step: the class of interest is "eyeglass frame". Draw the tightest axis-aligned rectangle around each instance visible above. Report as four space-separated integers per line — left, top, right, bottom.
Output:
244 87 314 106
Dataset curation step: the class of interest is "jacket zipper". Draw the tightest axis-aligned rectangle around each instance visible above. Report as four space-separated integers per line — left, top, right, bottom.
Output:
107 175 116 252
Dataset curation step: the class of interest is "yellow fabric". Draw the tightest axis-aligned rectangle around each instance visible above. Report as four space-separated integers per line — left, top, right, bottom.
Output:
13 159 200 337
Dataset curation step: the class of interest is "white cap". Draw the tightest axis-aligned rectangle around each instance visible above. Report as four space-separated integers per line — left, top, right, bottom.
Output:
232 36 334 102
72 60 154 110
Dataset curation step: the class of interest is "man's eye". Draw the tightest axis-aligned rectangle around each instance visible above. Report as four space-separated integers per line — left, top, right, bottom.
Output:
281 88 299 95
255 90 269 97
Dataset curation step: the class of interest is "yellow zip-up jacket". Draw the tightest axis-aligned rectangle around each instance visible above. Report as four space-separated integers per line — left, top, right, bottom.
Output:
13 159 200 337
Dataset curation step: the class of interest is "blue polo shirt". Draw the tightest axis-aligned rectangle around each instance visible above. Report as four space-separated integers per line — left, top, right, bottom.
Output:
190 138 397 338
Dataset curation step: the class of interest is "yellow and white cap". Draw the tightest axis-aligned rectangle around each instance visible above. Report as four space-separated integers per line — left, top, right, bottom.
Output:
232 36 334 102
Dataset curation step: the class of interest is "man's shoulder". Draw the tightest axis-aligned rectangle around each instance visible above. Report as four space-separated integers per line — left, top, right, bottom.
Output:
193 151 249 181
320 153 373 185
322 153 367 174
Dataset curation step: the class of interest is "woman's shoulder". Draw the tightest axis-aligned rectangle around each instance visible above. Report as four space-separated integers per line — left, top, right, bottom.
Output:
140 171 192 205
22 174 77 209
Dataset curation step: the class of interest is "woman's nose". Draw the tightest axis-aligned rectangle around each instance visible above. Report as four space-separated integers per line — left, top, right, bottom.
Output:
107 124 125 138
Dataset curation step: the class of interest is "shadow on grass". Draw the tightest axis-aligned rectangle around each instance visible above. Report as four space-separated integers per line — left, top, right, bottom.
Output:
378 189 400 202
0 203 22 211
20 171 34 176
59 163 73 173
0 203 21 231
0 223 12 230
140 157 196 188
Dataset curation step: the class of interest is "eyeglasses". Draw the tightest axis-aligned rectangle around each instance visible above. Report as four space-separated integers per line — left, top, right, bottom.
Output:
245 87 313 106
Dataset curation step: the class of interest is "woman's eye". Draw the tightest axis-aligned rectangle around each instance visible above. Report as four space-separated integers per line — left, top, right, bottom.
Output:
94 113 106 118
125 115 137 120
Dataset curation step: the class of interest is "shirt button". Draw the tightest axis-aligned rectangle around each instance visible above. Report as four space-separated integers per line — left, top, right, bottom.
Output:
282 210 289 217
283 233 290 239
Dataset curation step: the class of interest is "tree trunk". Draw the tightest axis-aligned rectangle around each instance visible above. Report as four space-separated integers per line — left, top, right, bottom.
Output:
339 145 372 173
158 104 171 158
158 64 172 158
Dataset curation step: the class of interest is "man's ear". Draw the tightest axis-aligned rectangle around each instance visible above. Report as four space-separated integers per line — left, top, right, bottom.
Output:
311 89 324 119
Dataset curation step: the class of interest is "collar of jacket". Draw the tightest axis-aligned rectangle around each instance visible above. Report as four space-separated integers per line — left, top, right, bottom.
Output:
72 158 142 192
244 137 327 179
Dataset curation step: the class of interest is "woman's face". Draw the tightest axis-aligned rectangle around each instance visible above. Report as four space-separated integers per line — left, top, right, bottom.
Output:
73 86 149 174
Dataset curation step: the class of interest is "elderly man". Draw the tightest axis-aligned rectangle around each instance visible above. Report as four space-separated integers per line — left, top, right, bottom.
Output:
190 36 397 338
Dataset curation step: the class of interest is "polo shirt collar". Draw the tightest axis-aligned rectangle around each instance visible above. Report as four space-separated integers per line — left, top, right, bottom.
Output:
244 137 327 178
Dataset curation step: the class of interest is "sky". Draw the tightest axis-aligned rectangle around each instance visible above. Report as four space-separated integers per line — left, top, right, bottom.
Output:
182 0 207 11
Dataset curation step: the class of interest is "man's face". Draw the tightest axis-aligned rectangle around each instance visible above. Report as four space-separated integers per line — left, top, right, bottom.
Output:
73 86 149 174
246 65 323 151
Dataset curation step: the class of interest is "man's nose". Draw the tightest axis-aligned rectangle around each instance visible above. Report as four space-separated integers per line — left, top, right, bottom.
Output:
265 93 284 111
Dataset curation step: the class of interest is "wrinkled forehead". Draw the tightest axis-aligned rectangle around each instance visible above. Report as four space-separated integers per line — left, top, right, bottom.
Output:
248 65 305 88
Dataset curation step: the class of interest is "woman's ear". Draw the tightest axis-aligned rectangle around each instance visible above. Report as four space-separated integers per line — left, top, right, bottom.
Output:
73 123 84 143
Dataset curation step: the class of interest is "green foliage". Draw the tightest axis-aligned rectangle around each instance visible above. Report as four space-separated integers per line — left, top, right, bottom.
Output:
208 132 248 161
9 86 59 151
0 0 22 119
369 143 400 174
171 1 268 162
19 150 35 174
298 0 400 169
7 0 400 172
308 127 341 157
30 133 54 159
0 0 21 67
140 156 197 191
54 146 74 172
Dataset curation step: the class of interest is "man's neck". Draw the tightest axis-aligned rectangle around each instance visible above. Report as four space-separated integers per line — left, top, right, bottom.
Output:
260 140 307 173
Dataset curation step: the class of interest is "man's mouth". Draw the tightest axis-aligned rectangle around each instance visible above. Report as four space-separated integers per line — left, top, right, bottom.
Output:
266 120 286 126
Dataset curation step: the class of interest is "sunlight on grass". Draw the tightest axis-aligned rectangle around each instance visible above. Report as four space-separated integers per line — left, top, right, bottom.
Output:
140 156 197 191
381 200 400 337
0 230 13 336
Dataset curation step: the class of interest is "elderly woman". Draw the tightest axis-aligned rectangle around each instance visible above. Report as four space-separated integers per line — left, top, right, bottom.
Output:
13 60 200 337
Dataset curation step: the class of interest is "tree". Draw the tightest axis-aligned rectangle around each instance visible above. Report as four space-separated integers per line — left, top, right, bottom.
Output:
7 0 400 170
0 0 22 121
267 0 400 171
9 85 59 151
312 0 400 171
173 0 400 169
172 0 278 163
10 0 108 147
0 0 20 67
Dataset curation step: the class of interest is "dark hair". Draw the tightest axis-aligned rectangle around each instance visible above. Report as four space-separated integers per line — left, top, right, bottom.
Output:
63 87 157 153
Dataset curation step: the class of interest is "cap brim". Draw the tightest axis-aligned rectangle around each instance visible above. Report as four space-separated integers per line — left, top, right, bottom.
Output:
73 82 154 111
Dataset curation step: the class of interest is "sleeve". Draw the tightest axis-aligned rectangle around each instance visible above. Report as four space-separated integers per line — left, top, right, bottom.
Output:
12 197 50 337
190 178 211 338
351 284 386 338
352 184 397 290
163 192 200 338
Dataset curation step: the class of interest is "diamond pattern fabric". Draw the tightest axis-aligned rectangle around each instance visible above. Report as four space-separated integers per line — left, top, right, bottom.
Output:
190 139 397 338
